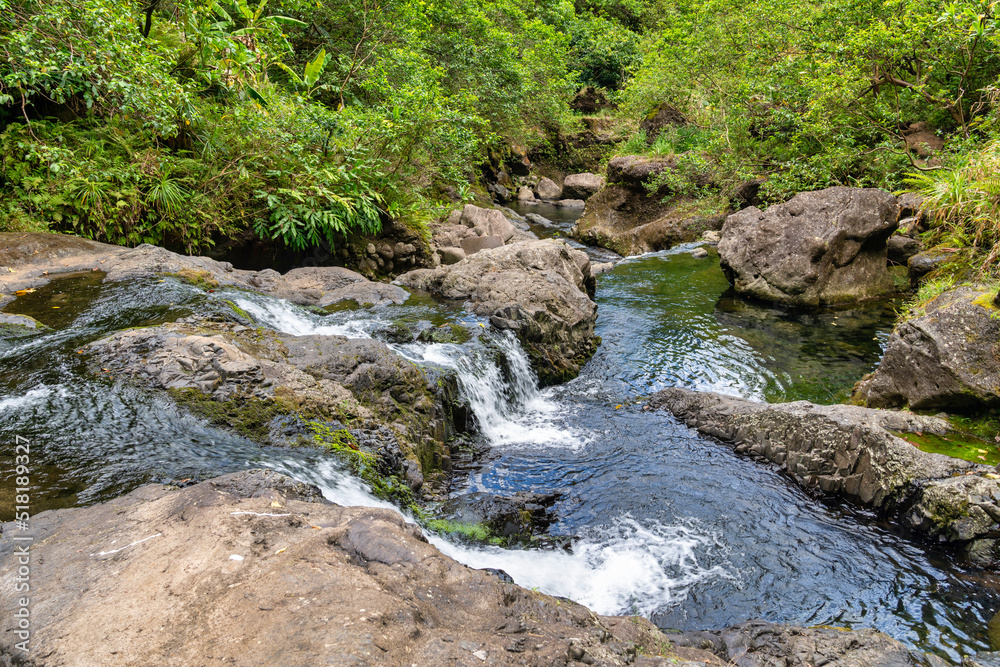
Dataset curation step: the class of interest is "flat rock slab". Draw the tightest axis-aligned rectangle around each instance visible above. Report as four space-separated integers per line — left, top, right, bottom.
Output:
0 470 687 666
0 232 404 309
649 387 1000 565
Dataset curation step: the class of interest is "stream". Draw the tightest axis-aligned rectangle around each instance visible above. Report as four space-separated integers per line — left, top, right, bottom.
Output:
1 226 997 661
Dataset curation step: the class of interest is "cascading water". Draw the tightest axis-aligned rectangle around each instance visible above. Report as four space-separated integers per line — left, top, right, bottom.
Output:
0 265 995 660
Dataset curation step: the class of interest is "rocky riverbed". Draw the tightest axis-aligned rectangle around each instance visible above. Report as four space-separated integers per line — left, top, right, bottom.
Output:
3 186 1000 665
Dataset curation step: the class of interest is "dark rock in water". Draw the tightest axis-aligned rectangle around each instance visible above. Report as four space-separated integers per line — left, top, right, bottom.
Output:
853 285 1000 413
562 172 605 200
396 240 598 385
525 212 555 227
887 234 922 265
718 187 899 306
672 620 945 667
0 471 684 666
438 491 560 543
460 234 504 256
639 102 687 141
908 248 954 286
83 318 460 476
649 386 1000 565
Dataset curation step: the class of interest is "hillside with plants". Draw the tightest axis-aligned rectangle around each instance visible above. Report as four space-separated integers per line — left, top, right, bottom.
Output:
2 0 1000 275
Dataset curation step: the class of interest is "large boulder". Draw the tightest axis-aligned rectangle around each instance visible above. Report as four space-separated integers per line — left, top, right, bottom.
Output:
649 387 1000 565
718 187 899 306
533 177 563 201
719 187 897 306
396 240 598 385
0 470 691 666
562 172 605 200
573 156 725 256
639 102 687 142
853 286 1000 412
83 318 457 472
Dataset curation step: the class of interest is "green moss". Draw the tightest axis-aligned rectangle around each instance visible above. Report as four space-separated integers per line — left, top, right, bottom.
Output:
224 299 252 321
416 323 471 344
307 421 416 508
169 388 288 441
424 518 503 545
893 429 1000 466
169 269 219 289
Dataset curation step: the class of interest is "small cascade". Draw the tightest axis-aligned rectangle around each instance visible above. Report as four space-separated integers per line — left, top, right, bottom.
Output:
230 294 379 339
395 333 585 449
427 516 730 616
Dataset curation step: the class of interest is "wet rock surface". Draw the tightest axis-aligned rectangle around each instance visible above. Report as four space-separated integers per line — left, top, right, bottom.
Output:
0 470 690 667
649 387 1000 564
83 317 457 473
563 172 605 200
718 187 899 306
396 240 599 385
853 286 1000 412
672 620 947 667
0 233 408 309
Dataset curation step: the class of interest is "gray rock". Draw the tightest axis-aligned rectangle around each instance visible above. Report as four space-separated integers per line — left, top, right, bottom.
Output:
0 312 45 331
493 183 509 202
396 240 598 385
0 471 678 666
534 177 562 201
649 387 1000 563
853 285 1000 412
316 281 409 307
887 234 922 264
460 204 517 242
718 187 899 306
438 246 466 265
673 620 940 667
562 173 605 200
966 653 1000 667
607 155 676 187
517 185 535 201
525 213 555 227
460 235 504 256
556 199 586 208
591 262 614 275
908 248 954 285
691 247 709 259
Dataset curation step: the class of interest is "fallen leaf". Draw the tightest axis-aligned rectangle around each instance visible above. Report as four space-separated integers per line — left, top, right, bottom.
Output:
978 449 988 454
13 288 35 295
275 547 287 555
51 306 59 309
270 501 284 508
614 404 622 409
985 473 1000 480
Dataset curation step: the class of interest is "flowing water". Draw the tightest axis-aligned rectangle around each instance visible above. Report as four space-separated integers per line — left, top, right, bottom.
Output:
0 241 996 661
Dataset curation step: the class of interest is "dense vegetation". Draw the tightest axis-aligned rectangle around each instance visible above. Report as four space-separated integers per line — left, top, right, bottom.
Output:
2 0 1000 271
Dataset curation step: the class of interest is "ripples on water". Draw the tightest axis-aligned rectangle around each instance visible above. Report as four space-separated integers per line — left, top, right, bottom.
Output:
0 252 995 661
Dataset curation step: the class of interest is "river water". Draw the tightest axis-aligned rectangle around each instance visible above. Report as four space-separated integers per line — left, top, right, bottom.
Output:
0 232 995 661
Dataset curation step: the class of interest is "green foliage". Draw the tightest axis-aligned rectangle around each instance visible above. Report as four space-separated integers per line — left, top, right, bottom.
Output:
904 141 1000 273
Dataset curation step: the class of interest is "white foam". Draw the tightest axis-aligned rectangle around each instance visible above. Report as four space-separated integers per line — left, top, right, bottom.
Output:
428 516 730 616
0 386 61 412
394 333 586 450
231 295 376 339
